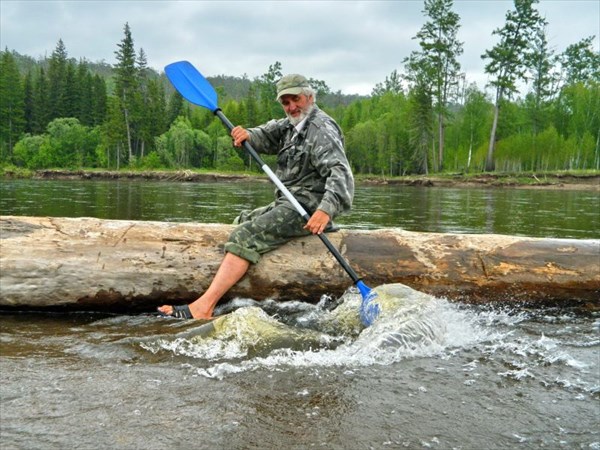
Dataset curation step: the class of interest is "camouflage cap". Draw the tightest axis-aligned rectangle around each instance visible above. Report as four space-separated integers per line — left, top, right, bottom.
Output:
276 74 310 100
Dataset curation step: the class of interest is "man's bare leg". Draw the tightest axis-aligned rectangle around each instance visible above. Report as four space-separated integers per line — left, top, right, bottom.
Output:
157 252 250 319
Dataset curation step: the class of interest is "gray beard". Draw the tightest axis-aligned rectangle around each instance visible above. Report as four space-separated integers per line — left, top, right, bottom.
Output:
287 104 314 126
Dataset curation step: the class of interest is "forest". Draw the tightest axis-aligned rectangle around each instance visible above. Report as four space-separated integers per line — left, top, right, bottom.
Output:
0 0 598 176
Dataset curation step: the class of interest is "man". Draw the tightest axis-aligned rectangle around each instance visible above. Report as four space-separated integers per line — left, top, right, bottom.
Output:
158 74 354 319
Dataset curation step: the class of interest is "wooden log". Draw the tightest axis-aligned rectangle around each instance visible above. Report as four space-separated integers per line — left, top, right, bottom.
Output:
1 216 598 311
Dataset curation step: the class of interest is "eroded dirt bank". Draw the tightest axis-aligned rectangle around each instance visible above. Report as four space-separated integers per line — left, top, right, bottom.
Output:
4 169 599 190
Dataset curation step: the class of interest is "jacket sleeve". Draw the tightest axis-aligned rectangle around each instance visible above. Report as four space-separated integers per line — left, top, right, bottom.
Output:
246 119 287 155
311 120 354 218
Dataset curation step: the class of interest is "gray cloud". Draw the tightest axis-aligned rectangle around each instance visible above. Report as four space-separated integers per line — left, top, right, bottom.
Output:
1 0 598 95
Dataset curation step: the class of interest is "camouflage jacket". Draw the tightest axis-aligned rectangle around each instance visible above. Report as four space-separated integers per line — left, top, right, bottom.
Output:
247 106 354 219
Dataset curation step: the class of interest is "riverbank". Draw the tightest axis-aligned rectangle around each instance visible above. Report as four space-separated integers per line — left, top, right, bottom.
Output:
363 171 600 190
2 168 599 190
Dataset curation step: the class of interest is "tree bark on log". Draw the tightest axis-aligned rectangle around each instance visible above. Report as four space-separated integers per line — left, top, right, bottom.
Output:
1 216 598 311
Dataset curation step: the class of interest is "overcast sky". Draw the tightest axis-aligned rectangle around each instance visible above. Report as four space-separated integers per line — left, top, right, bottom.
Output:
1 0 598 95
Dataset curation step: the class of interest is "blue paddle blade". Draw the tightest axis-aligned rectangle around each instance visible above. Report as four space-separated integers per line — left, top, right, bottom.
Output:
164 61 219 112
357 280 380 326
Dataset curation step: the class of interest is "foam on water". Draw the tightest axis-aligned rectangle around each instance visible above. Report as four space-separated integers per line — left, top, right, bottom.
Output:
140 283 504 379
136 284 597 391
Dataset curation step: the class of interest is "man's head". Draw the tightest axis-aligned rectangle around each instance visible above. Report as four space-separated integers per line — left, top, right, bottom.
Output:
276 74 314 100
276 74 316 126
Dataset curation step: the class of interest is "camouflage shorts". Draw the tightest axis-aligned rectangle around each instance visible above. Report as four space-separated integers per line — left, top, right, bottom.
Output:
224 200 310 264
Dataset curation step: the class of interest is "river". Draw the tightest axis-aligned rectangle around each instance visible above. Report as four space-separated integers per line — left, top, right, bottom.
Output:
1 178 598 238
0 179 598 449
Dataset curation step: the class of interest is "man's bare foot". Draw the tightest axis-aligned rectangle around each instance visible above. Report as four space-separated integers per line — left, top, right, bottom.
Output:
157 304 175 315
156 304 192 319
156 252 250 319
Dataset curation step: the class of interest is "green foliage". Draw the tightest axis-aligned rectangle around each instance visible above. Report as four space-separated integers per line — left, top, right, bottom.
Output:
3 16 599 176
561 36 600 85
406 0 463 170
483 0 545 99
155 117 194 168
138 151 163 170
13 118 101 169
154 116 216 169
0 163 33 178
215 136 245 171
481 0 547 170
445 84 493 172
12 134 45 168
526 26 560 135
0 49 26 159
258 61 284 122
47 39 69 120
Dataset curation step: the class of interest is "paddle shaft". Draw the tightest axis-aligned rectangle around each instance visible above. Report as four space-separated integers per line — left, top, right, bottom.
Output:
214 109 362 285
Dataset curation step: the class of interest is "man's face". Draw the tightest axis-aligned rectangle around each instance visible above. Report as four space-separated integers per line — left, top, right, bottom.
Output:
280 94 314 125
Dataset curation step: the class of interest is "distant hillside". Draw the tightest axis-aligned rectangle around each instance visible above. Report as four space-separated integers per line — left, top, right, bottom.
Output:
207 75 252 102
206 75 366 106
10 50 114 78
8 50 367 107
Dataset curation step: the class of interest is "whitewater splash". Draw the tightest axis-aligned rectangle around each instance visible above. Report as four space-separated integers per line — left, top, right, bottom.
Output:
139 283 498 379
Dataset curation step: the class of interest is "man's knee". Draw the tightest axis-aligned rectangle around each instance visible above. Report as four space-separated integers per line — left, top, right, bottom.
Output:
223 242 260 264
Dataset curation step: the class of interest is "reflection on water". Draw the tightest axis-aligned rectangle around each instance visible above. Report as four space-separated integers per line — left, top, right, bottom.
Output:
1 289 598 449
1 178 598 238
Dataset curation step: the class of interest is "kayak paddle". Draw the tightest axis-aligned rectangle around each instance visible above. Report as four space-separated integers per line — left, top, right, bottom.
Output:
164 60 380 326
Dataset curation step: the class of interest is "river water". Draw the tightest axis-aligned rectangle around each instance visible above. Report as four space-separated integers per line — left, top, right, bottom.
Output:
1 178 598 237
1 179 599 449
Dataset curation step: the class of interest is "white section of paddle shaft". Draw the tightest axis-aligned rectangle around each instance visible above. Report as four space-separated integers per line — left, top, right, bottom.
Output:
261 164 309 218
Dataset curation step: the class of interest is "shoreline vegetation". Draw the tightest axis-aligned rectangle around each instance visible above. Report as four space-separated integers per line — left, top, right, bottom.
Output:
2 167 598 191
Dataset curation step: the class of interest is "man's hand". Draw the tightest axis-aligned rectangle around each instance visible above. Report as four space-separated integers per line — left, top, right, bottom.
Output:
304 209 331 235
231 126 249 147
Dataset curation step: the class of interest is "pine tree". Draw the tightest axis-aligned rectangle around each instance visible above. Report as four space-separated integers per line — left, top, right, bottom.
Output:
408 76 433 175
560 36 600 86
258 62 283 122
141 77 167 157
525 26 559 135
63 62 78 118
77 61 94 126
113 22 138 163
47 39 69 121
135 47 149 157
167 90 184 124
23 70 35 133
33 67 50 133
91 74 107 126
405 0 463 171
0 49 25 159
372 70 403 96
103 96 127 169
245 83 259 128
481 0 546 171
